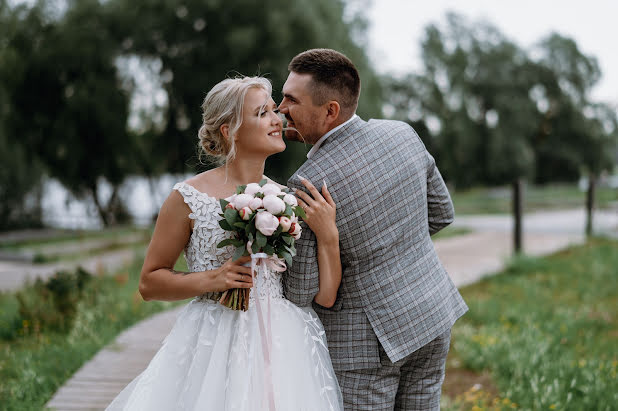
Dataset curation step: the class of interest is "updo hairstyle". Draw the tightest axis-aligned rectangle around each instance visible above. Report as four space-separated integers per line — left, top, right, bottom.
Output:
198 76 273 164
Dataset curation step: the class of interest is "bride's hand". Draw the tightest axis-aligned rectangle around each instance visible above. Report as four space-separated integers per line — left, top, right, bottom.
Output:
210 256 253 291
295 177 338 244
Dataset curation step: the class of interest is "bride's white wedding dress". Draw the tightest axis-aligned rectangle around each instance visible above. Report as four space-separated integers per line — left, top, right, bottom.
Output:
107 182 342 411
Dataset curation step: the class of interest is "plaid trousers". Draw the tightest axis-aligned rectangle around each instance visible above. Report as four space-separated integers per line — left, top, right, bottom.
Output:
335 329 451 411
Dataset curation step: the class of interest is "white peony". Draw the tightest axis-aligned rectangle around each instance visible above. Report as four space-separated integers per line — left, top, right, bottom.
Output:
262 195 286 215
260 183 282 196
248 197 263 211
283 193 298 207
244 183 261 196
233 193 253 210
255 211 279 236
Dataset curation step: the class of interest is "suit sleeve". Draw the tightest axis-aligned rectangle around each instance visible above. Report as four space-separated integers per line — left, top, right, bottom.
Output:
282 179 320 307
426 151 454 235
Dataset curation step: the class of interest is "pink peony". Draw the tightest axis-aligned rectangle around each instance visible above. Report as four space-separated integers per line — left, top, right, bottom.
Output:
248 197 263 211
262 195 286 215
278 216 292 232
239 207 253 221
255 211 279 236
244 183 262 196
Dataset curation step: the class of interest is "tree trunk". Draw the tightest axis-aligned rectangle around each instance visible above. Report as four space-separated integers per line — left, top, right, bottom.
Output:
585 174 596 237
512 178 523 254
90 184 110 227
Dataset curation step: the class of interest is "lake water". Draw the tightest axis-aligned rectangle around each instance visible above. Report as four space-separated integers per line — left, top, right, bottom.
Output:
41 174 191 229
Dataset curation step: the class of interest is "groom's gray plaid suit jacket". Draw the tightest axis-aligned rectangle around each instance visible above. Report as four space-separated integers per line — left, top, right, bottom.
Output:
284 117 468 372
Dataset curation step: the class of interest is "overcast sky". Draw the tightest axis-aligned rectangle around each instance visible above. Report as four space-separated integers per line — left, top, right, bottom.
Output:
367 0 618 106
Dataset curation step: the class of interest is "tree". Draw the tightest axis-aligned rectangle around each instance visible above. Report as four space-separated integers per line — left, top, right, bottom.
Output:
3 0 135 226
104 0 383 183
0 0 45 230
386 13 538 252
531 33 615 236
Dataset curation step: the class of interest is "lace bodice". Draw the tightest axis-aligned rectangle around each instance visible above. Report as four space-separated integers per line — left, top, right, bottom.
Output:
173 182 284 301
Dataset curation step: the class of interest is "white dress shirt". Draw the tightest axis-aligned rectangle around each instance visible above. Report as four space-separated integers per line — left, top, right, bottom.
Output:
306 114 358 159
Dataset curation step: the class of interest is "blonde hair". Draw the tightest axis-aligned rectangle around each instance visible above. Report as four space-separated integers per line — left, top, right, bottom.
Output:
198 76 273 165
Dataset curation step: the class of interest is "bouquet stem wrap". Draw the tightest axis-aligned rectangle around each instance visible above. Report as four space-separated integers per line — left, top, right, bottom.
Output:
251 252 286 411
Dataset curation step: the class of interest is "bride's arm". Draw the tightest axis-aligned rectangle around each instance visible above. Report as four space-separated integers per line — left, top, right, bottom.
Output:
139 190 252 301
294 178 342 308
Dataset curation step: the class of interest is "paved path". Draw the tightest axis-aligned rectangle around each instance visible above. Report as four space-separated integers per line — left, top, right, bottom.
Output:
0 249 137 292
44 207 614 410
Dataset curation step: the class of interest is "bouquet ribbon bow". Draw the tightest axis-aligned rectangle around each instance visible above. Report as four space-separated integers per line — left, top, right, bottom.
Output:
251 253 286 411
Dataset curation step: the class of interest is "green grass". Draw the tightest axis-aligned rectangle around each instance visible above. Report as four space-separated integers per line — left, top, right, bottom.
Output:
451 184 617 215
0 226 152 250
443 238 618 410
432 226 472 240
0 253 186 410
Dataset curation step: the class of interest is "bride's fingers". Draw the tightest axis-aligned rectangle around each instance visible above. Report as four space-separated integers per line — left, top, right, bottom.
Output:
294 189 316 208
297 198 309 214
299 177 323 202
321 182 335 208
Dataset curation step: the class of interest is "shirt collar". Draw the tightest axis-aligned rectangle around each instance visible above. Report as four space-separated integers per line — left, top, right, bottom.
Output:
306 114 358 159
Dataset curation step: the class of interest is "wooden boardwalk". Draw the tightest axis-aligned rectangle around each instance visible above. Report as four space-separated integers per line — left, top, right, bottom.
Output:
46 308 182 410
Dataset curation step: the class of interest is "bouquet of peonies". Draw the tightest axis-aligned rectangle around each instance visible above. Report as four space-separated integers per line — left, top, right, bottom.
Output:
216 179 306 311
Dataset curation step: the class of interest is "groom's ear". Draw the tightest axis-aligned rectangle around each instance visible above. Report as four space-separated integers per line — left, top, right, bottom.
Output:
325 101 340 124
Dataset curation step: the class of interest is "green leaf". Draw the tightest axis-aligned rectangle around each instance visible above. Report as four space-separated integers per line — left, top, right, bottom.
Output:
236 184 247 194
282 235 294 246
219 199 230 212
284 204 293 217
234 221 247 229
219 220 233 231
251 240 261 254
224 208 238 226
259 179 268 187
273 225 283 236
255 192 264 199
256 230 267 248
233 245 246 261
216 238 236 248
294 205 306 219
278 250 293 267
263 243 275 255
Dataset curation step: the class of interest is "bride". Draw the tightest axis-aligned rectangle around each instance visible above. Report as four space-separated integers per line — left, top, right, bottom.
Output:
106 76 343 410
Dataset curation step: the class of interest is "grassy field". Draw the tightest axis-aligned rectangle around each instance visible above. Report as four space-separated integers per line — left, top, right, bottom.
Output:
442 238 618 410
0 253 187 410
451 184 617 215
0 226 151 250
432 226 472 240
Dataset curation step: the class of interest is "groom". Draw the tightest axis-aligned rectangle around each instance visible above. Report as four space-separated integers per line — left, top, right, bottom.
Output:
280 49 468 410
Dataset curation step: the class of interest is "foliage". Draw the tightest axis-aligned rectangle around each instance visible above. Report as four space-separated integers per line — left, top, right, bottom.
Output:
0 1 45 230
385 13 616 188
447 238 618 410
0 255 181 410
1 0 383 227
104 0 383 184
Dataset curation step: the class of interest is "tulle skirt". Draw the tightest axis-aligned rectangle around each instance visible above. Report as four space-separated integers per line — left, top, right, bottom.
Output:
106 297 343 411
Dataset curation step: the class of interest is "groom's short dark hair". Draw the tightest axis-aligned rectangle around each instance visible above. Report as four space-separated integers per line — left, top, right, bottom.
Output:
288 49 360 116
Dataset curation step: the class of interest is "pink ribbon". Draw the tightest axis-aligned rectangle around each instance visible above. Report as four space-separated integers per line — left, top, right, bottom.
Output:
251 253 284 411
